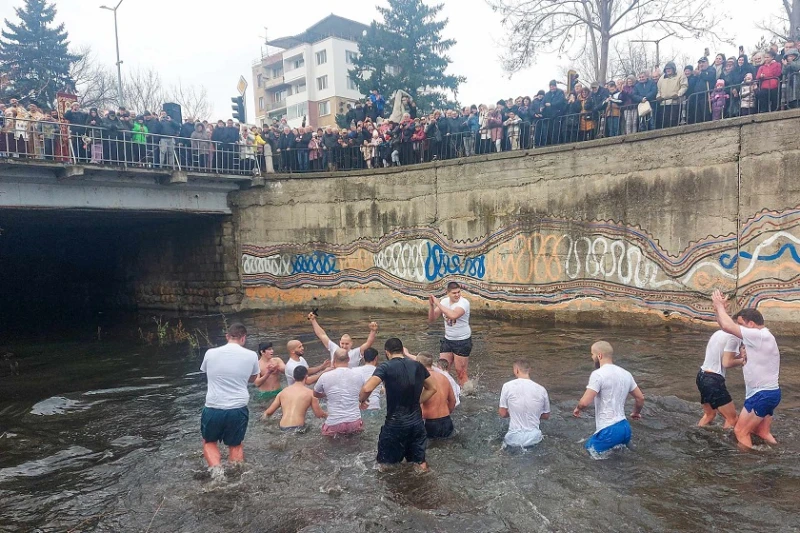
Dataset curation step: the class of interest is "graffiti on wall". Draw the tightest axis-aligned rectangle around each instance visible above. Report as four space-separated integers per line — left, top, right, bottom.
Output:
241 208 800 319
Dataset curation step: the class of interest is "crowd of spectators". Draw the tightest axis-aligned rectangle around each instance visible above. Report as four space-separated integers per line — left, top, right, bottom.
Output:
1 39 799 175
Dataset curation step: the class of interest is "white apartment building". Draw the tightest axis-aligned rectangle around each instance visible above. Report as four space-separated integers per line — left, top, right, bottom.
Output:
252 15 367 129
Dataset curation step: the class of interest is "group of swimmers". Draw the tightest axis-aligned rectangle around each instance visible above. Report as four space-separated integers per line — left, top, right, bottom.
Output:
197 283 782 479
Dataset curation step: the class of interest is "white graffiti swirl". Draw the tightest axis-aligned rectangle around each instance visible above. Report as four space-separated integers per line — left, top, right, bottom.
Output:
242 254 293 276
373 240 428 282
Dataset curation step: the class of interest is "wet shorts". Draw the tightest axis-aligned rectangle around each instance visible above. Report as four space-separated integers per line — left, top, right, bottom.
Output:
503 428 544 448
424 416 455 439
744 389 781 418
255 388 282 401
696 370 733 409
280 424 306 433
321 418 364 436
585 419 631 454
377 420 427 464
201 406 249 447
440 337 473 357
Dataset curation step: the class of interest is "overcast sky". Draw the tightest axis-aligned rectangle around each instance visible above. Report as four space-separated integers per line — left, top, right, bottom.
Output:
0 0 781 117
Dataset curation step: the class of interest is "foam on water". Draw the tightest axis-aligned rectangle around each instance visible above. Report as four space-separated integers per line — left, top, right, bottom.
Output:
30 397 88 416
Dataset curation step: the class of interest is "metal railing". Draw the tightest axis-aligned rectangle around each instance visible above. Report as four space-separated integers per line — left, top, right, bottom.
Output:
0 118 261 176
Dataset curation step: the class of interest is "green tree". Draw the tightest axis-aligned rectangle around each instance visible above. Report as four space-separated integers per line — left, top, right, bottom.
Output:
348 0 465 113
0 0 79 106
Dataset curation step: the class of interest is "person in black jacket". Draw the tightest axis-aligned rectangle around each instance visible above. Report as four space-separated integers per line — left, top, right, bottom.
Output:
344 104 357 127
694 57 717 123
321 126 338 171
541 80 567 146
159 111 181 168
444 109 463 159
531 90 546 147
103 110 124 164
425 111 443 161
365 99 379 123
221 119 239 171
64 102 88 162
143 112 162 167
178 118 195 166
353 102 367 124
210 120 226 170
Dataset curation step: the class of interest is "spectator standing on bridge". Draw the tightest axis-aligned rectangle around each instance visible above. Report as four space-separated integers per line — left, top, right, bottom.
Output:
656 62 687 129
573 341 645 456
84 108 104 163
143 113 161 167
541 81 566 146
178 117 196 167
103 110 123 164
191 122 211 170
782 48 800 109
710 80 730 121
64 102 87 162
131 116 148 166
199 322 260 483
369 88 385 117
158 112 181 168
633 71 657 130
756 50 782 112
739 73 758 116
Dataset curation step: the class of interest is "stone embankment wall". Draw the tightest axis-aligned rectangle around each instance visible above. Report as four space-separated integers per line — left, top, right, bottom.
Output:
230 110 800 332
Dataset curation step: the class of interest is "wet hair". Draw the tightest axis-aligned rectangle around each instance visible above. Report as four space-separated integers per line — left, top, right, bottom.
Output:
417 353 433 368
333 348 349 364
733 308 764 326
293 365 309 382
513 359 531 373
258 342 273 353
446 281 461 292
227 323 247 339
363 347 379 363
436 358 450 370
384 337 403 354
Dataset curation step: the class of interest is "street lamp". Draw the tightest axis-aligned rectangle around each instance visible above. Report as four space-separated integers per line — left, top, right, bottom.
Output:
630 33 675 69
100 0 125 107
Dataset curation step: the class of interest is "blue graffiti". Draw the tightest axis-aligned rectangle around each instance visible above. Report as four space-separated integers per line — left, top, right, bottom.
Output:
719 243 800 269
424 242 486 281
292 252 339 275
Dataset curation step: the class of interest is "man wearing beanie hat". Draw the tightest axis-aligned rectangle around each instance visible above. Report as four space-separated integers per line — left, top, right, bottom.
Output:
783 48 800 108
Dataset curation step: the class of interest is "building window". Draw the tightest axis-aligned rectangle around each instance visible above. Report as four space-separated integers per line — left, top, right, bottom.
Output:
259 97 264 110
318 100 331 116
288 102 308 120
315 50 327 65
293 58 304 70
257 74 263 87
346 50 358 64
273 90 286 103
347 77 358 91
272 67 283 78
296 83 306 94
317 75 328 91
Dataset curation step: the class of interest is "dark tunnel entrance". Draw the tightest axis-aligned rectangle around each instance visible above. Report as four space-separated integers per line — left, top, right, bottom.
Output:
0 209 240 335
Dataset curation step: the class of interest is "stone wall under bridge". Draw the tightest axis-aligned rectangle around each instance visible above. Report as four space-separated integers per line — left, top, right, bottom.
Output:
230 110 800 333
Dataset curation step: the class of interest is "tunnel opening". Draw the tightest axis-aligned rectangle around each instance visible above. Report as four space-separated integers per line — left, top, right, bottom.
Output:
0 209 240 336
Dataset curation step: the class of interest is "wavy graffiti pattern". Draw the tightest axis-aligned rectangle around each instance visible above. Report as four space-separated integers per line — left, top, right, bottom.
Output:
241 208 800 319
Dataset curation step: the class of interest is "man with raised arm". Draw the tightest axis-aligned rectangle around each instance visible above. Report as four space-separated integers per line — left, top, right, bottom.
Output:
711 289 781 449
199 323 260 482
308 312 378 368
573 341 645 456
428 281 472 386
263 366 327 432
285 339 329 386
254 341 286 402
360 338 438 471
696 330 746 429
499 359 550 448
416 353 456 439
313 349 365 436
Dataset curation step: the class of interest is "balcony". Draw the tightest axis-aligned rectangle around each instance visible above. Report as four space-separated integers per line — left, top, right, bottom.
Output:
265 100 287 112
263 75 288 90
283 67 306 83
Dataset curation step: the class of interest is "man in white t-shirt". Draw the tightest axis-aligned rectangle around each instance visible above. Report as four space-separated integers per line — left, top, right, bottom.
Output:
308 312 378 368
499 359 550 448
313 349 365 436
285 339 329 386
573 341 645 456
696 330 745 428
712 290 781 449
428 281 472 386
356 347 382 411
199 323 260 479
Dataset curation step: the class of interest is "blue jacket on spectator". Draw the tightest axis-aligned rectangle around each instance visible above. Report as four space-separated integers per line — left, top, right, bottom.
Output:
633 79 657 103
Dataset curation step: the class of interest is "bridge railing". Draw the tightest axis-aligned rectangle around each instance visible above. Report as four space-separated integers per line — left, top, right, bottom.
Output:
0 118 261 177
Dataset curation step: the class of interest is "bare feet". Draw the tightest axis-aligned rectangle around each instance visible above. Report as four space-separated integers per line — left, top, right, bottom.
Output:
755 431 778 445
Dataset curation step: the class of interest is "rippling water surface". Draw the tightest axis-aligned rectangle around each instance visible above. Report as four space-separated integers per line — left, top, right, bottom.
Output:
0 310 798 532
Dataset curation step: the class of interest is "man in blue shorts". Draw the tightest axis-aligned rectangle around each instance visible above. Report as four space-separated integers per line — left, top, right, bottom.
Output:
712 289 781 449
200 323 260 480
573 341 645 455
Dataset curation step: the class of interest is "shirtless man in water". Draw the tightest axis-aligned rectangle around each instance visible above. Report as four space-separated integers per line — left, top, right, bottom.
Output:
417 353 456 439
263 366 327 431
254 342 285 402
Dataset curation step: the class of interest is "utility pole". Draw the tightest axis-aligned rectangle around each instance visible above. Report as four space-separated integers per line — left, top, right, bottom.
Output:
631 33 675 69
100 0 125 107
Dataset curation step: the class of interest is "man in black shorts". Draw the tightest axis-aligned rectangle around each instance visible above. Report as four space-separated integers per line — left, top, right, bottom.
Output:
697 329 745 429
427 281 472 386
360 338 438 471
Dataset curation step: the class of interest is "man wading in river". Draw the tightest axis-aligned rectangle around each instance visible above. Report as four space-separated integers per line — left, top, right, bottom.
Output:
573 341 645 456
263 366 327 431
314 349 365 436
308 312 379 368
428 281 473 388
499 359 551 448
696 330 745 429
711 290 781 449
199 323 260 481
360 338 438 471
254 342 285 402
285 340 329 386
417 353 456 439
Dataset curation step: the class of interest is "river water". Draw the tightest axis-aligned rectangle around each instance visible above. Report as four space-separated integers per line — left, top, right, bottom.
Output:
0 310 798 532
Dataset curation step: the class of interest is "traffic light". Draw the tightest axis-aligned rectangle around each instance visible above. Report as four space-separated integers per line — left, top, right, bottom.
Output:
231 96 246 123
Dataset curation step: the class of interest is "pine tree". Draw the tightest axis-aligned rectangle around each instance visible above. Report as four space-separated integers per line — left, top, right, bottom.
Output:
0 0 79 107
348 0 465 113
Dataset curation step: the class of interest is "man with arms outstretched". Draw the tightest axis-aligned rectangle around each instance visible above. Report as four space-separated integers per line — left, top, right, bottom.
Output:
360 338 438 471
263 366 327 431
428 281 472 386
697 330 746 428
711 289 781 449
308 312 378 368
573 341 645 455
199 323 260 482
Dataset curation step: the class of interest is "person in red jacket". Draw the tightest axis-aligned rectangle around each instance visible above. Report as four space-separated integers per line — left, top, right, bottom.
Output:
756 50 783 112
